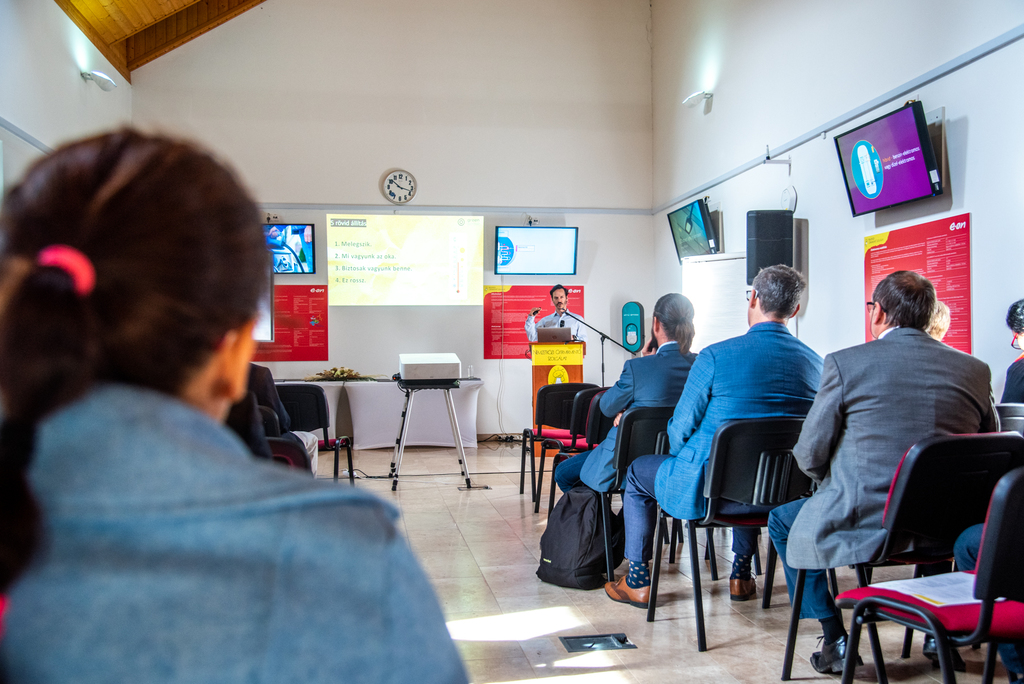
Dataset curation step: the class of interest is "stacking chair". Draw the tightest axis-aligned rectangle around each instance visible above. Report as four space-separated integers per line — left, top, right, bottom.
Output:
537 387 610 514
268 436 310 471
258 405 281 438
996 404 1024 436
780 432 1024 681
646 417 809 652
276 383 354 483
600 405 676 581
836 466 1024 684
520 382 596 500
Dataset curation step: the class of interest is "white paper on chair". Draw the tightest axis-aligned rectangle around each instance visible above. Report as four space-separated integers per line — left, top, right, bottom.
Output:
871 571 979 606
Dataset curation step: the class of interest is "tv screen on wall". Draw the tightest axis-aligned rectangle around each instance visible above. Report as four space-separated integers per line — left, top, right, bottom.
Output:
834 101 942 217
494 226 578 275
264 224 316 274
667 198 717 262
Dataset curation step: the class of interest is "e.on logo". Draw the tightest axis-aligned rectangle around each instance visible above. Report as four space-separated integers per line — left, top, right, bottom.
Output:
310 288 325 293
949 221 967 231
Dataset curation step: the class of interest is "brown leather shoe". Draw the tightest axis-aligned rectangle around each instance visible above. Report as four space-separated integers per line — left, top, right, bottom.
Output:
604 575 650 608
730 578 756 601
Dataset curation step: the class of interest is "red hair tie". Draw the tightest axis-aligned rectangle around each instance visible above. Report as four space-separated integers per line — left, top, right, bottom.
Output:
36 245 96 296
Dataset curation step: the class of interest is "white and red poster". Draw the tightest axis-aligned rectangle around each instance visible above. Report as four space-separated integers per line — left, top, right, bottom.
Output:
253 284 329 362
483 285 585 359
864 213 971 353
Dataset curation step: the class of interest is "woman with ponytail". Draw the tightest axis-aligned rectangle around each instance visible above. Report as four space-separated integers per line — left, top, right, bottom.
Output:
0 131 466 684
553 293 698 493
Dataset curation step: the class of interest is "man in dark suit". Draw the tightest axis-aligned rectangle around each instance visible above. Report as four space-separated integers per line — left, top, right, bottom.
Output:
553 293 698 492
605 265 823 607
768 270 998 673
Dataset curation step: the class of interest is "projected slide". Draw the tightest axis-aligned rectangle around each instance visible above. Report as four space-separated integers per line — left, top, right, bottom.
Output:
495 227 578 275
327 214 484 306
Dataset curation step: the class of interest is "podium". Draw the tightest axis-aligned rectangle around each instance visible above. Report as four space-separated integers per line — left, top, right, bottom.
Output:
530 341 586 414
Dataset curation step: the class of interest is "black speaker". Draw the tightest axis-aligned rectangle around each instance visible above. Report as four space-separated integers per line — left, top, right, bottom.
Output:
746 210 794 285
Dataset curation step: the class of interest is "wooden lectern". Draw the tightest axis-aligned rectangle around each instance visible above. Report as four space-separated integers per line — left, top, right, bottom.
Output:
530 341 586 414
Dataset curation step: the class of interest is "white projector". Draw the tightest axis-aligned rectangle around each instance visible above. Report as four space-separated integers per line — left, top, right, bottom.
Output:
399 353 462 381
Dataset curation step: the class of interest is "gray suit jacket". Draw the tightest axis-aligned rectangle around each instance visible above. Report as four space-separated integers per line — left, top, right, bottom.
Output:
787 327 997 570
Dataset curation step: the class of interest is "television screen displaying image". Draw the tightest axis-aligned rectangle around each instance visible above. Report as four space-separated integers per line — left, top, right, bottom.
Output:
668 199 716 262
834 101 942 216
495 226 578 275
264 224 315 274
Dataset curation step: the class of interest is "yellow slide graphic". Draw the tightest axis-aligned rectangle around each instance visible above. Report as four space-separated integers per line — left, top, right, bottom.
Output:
327 214 484 306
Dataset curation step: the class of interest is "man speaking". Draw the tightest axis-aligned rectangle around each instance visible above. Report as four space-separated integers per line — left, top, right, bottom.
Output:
525 284 588 342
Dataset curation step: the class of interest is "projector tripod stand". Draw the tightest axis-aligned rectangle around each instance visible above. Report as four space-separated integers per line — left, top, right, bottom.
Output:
388 379 490 492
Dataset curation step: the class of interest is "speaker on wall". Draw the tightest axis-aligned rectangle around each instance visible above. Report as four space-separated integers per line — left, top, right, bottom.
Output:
746 210 794 285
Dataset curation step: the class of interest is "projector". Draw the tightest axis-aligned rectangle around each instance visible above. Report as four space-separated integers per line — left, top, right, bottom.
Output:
398 353 461 382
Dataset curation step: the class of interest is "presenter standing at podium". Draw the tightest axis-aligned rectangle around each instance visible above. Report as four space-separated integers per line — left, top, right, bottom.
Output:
525 284 588 342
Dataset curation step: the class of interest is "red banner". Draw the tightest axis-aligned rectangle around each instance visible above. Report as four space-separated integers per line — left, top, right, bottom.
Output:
483 285 585 359
253 285 329 362
864 213 971 353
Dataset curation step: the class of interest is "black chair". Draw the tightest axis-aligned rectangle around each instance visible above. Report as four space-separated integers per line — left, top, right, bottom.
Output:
521 382 596 501
268 436 311 472
780 432 1024 681
276 383 354 484
537 387 609 514
996 404 1024 436
259 405 282 438
646 418 809 652
837 466 1024 684
599 405 676 581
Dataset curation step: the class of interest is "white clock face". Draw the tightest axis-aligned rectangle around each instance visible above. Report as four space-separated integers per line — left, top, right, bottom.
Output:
383 170 417 204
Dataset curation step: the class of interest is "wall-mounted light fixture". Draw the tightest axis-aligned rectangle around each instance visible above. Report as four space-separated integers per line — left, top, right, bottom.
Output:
682 90 713 108
81 70 117 92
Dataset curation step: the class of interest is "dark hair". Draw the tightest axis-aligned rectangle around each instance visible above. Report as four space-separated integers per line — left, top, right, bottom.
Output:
872 270 935 330
751 265 805 319
653 293 695 354
549 284 567 299
0 130 269 593
1007 299 1024 334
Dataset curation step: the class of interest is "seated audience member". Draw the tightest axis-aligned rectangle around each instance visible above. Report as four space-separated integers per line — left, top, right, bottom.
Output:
768 270 997 674
605 265 822 607
553 293 698 492
953 525 1024 676
226 390 276 461
926 300 951 341
1003 298 1024 403
249 363 320 472
0 131 466 683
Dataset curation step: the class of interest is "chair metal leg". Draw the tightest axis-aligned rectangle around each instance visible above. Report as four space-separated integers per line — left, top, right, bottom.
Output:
520 429 531 495
901 565 924 658
982 642 999 684
840 608 866 684
345 441 354 485
669 519 682 564
333 436 340 481
829 567 840 599
529 433 538 502
781 568 805 681
762 538 778 609
601 492 616 581
855 565 889 684
754 539 762 576
706 528 719 580
547 455 562 513
688 521 708 652
647 509 664 623
534 449 547 513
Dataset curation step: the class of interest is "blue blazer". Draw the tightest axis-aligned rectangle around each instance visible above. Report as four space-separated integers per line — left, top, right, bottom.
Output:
654 322 823 520
579 341 697 491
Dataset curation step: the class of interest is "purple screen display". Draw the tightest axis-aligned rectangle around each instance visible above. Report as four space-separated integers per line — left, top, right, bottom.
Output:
837 107 935 215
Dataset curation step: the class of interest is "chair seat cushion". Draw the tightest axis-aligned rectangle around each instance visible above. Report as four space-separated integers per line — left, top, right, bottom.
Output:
536 429 588 450
836 586 1024 640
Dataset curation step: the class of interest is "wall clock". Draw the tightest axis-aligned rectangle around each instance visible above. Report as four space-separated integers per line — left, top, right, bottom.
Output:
381 169 417 204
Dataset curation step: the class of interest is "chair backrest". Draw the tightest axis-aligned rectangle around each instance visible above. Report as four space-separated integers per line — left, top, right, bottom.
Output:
703 418 809 512
975 466 1024 603
583 389 615 447
267 436 309 470
610 406 675 490
568 387 605 447
275 383 331 440
259 405 282 438
995 403 1024 419
879 432 1024 559
535 382 596 432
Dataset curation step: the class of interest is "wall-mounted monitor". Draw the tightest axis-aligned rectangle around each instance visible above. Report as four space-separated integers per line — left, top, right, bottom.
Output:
668 198 717 262
834 100 942 216
494 226 578 275
264 224 315 274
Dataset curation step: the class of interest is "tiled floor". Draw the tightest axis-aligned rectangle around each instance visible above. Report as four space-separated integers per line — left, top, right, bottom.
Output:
316 443 1007 684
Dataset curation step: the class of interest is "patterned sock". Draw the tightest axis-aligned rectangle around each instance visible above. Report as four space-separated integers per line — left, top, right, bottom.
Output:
730 553 752 580
625 560 651 589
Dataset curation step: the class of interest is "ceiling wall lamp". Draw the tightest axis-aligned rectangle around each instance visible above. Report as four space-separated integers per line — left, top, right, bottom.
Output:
682 90 713 108
81 70 117 92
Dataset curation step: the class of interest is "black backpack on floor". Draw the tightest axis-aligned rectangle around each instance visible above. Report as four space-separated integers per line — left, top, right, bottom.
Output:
537 485 624 590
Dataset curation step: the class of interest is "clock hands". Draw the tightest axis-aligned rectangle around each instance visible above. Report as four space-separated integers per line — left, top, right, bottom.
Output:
390 180 412 192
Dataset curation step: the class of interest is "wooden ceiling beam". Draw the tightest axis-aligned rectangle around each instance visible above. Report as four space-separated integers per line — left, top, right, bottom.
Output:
52 0 131 83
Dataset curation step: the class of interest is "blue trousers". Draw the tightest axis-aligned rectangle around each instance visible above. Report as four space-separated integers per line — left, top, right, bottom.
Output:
767 498 841 620
553 451 588 492
623 454 765 563
955 524 1023 674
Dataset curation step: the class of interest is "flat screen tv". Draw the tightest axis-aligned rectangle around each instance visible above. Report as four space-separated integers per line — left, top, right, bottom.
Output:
668 198 717 262
264 223 315 274
834 100 942 216
495 226 578 275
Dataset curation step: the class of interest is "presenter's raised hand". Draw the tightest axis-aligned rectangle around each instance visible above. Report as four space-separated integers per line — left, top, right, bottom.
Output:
528 307 542 318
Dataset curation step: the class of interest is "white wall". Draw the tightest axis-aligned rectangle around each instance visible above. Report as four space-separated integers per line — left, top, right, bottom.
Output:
652 0 1024 398
0 0 132 184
